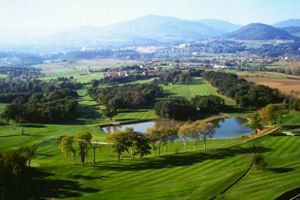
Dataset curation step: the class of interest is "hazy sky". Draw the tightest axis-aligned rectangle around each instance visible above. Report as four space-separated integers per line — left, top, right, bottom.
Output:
1 0 299 30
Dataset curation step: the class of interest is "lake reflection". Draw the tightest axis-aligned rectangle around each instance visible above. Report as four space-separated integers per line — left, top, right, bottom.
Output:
103 120 186 134
102 118 254 139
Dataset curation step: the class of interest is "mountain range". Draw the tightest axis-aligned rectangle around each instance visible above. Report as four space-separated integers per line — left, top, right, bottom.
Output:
1 15 300 50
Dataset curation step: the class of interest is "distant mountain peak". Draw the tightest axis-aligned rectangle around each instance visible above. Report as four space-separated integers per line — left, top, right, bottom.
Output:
273 18 300 28
223 23 300 40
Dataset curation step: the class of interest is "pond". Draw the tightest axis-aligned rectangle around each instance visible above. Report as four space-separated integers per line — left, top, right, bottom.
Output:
102 117 254 139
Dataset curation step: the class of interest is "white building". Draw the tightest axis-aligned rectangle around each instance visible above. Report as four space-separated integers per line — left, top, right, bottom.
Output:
107 72 124 77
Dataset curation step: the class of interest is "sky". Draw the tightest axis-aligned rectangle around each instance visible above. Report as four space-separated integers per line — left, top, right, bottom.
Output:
1 0 299 30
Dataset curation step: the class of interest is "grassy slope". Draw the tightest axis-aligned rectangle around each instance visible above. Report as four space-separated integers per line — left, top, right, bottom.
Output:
216 111 300 200
5 112 296 200
1 74 299 199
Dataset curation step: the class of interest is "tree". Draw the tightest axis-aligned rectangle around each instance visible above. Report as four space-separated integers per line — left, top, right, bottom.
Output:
122 127 136 159
24 143 39 167
249 112 263 135
106 130 131 162
0 150 28 199
74 131 93 165
60 136 76 165
20 127 25 135
145 126 178 157
251 153 267 170
178 124 192 152
194 122 215 150
134 133 151 160
102 106 118 121
90 141 102 165
259 104 279 128
159 126 178 155
144 127 160 156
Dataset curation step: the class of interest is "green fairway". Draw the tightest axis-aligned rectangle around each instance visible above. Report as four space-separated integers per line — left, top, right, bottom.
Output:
215 112 300 200
0 72 299 199
160 78 235 106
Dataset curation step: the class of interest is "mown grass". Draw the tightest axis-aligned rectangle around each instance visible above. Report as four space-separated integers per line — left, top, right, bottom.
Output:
215 111 300 200
0 74 299 199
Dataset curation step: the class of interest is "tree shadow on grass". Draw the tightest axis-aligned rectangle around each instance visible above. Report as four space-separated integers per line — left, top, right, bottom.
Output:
16 124 46 128
281 125 300 129
29 169 100 199
0 134 33 138
268 167 294 173
94 146 272 172
269 132 289 136
70 103 103 125
116 118 135 122
69 175 110 180
118 109 148 113
223 105 249 114
274 187 300 200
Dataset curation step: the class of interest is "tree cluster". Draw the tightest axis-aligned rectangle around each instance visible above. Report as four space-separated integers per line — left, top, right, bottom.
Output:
258 103 287 128
91 73 149 86
106 127 152 161
191 95 225 112
203 71 284 109
1 88 78 124
144 126 178 157
0 78 82 103
154 99 196 120
0 66 44 81
178 121 215 151
156 69 193 85
88 83 163 109
155 95 224 120
187 68 204 77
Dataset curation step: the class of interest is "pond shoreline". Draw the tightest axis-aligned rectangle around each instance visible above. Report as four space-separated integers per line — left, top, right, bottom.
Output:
101 116 255 139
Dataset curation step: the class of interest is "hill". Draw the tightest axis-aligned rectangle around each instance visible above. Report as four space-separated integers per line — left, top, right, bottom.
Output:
281 26 300 37
223 23 300 40
273 19 300 28
194 19 243 32
43 15 224 45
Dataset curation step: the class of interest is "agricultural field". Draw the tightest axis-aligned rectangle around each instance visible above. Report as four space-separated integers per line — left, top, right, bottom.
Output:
228 70 300 97
34 59 139 79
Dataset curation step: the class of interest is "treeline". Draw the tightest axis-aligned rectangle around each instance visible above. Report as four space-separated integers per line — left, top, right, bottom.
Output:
91 74 149 86
154 95 225 120
152 69 204 85
1 88 78 124
0 78 82 103
203 71 284 109
3 67 44 82
285 65 300 76
88 83 163 109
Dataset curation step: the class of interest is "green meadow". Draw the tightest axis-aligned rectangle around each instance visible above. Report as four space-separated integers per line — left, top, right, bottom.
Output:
0 73 299 199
